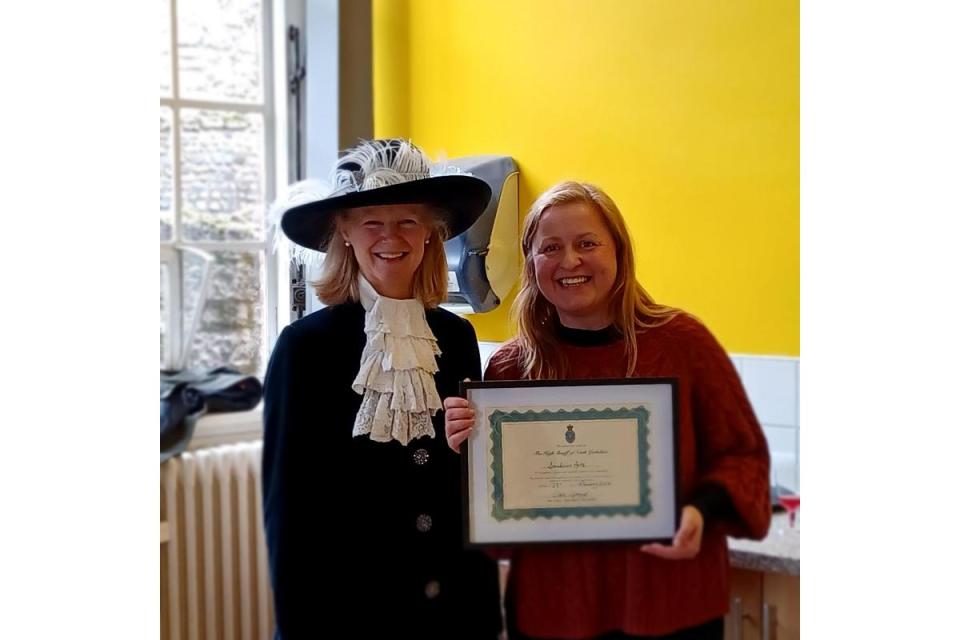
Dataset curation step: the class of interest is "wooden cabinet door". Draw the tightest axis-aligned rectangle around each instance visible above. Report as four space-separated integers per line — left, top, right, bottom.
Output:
725 569 764 640
762 573 800 640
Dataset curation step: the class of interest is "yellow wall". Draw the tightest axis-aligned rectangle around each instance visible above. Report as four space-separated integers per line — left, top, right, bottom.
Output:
373 0 799 355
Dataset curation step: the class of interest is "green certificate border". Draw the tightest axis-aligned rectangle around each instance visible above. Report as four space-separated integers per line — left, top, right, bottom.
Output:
488 406 651 521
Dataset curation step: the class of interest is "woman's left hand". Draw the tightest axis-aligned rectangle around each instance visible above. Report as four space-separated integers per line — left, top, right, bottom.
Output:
640 506 704 560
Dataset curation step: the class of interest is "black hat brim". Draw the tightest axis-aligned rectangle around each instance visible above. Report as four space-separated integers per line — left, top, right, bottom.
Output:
280 174 492 251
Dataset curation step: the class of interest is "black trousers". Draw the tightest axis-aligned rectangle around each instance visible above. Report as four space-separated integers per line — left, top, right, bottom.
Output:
504 582 723 640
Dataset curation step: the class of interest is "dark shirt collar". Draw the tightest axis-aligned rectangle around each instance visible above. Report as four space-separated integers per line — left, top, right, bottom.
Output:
556 322 621 346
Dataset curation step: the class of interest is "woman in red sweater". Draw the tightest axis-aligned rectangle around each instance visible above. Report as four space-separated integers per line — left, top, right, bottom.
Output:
444 181 771 640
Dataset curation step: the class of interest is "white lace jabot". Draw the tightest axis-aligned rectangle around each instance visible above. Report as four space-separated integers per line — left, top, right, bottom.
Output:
351 276 443 445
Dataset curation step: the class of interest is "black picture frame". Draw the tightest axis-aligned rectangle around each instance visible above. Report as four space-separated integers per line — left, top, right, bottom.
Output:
459 377 680 547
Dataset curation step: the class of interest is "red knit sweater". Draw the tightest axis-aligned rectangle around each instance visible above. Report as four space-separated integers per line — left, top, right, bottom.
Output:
484 313 771 638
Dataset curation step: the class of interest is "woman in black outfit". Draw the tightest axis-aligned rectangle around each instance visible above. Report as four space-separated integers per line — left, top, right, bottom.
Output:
262 139 503 639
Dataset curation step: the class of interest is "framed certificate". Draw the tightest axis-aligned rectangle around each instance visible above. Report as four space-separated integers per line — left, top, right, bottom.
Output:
460 378 679 546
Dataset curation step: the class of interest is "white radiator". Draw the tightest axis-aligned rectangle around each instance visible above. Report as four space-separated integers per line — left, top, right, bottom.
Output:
161 441 274 640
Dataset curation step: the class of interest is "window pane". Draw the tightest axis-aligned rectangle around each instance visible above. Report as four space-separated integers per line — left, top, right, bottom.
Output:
160 263 170 367
160 0 172 97
184 250 265 375
181 248 211 346
179 109 264 241
160 107 174 241
177 0 263 103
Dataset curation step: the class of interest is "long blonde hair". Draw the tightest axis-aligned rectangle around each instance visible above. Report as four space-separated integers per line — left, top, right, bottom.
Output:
512 181 681 379
312 206 450 308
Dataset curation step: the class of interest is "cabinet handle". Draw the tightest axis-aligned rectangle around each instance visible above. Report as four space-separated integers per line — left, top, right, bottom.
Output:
762 603 777 640
731 597 743 640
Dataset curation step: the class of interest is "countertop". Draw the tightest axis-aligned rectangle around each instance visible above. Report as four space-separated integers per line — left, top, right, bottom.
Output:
727 513 800 576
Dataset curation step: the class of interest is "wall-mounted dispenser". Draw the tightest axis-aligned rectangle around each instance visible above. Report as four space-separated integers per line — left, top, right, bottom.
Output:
442 156 519 314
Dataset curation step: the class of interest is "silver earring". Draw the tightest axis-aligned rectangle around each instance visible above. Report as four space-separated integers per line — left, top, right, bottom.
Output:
425 239 430 245
345 241 351 247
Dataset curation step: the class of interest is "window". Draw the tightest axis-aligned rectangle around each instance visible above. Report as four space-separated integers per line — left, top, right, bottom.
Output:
160 0 280 375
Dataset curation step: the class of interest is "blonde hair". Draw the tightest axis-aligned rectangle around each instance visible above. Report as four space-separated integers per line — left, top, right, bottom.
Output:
312 206 450 308
512 181 681 379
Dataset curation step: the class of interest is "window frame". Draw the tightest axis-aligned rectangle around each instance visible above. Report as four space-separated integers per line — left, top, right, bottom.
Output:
160 0 284 373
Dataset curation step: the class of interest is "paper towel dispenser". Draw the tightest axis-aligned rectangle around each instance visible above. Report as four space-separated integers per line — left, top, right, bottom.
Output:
441 155 519 313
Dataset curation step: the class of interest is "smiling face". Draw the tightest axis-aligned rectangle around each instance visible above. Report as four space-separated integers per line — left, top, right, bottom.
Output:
531 201 619 329
339 204 433 299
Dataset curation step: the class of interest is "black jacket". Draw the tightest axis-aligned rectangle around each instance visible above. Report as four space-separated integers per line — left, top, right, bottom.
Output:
262 302 502 639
